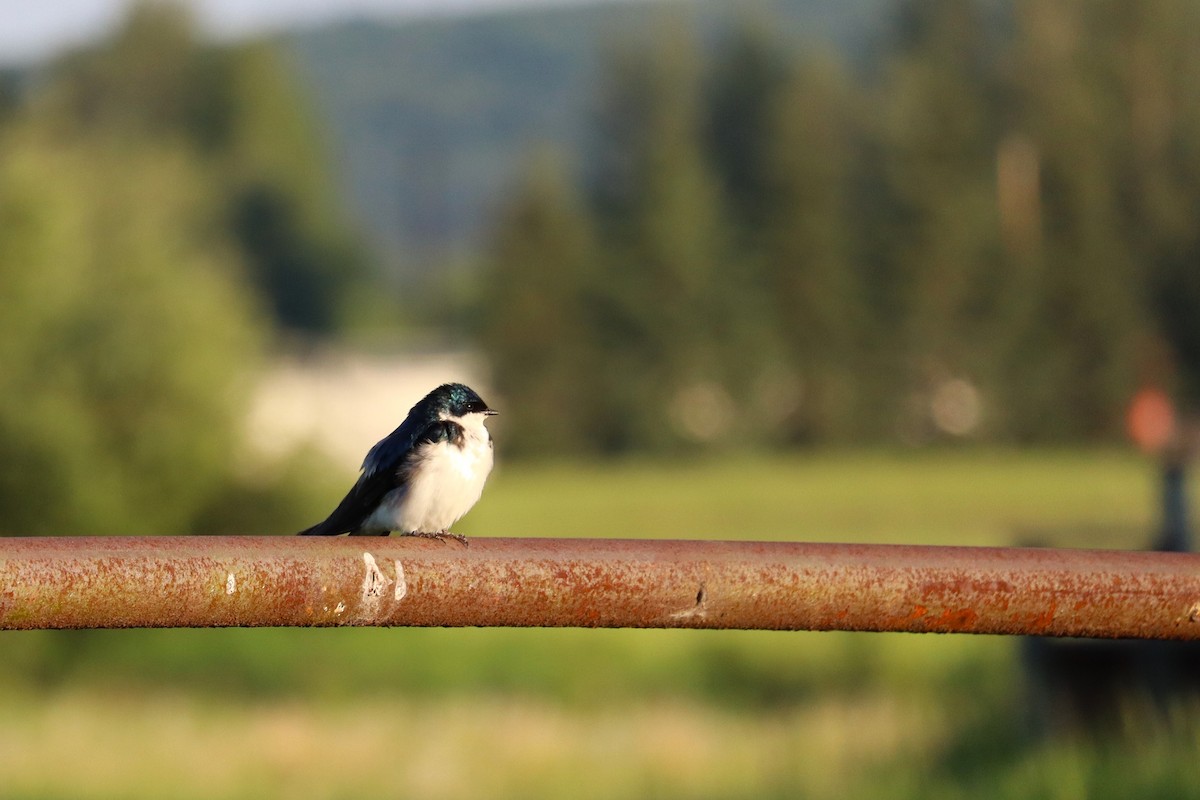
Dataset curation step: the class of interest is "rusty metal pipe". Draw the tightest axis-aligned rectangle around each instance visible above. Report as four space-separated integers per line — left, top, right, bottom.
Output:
0 537 1198 637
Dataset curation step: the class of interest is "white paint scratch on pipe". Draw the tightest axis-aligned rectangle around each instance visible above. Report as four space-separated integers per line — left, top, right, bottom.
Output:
361 552 392 599
225 573 236 595
394 560 408 601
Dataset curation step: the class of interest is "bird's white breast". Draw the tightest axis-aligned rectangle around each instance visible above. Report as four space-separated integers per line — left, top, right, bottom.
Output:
375 412 494 534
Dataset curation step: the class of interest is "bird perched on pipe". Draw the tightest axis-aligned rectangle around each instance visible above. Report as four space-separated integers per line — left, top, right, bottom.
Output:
298 383 497 543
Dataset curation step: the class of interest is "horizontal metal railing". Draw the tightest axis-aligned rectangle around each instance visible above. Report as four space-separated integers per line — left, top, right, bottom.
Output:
0 536 1198 637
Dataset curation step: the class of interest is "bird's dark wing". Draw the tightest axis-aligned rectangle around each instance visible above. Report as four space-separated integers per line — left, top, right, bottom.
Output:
360 411 435 479
296 467 398 536
297 418 461 536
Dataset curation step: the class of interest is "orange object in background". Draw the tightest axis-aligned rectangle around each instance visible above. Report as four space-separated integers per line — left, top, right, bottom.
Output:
1127 387 1176 454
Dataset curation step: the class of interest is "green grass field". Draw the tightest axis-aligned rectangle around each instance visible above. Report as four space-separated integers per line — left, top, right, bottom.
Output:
3 450 1199 798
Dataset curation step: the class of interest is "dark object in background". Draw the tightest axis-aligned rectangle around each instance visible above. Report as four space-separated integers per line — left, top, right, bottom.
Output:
1021 458 1200 736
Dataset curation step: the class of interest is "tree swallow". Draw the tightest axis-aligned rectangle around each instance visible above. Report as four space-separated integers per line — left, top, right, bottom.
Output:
298 383 497 543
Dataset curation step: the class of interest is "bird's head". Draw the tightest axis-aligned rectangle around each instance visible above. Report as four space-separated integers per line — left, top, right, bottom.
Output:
421 383 497 422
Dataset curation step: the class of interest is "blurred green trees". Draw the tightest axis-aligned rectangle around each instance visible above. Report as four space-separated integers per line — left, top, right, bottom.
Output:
483 153 598 456
483 0 1200 455
45 3 369 335
0 4 364 534
0 123 257 535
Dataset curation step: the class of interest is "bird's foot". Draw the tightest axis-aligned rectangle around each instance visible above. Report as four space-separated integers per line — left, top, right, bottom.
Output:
407 530 469 547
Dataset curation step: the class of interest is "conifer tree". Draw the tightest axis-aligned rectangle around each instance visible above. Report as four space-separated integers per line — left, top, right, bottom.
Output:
587 28 731 451
481 152 598 455
765 56 866 441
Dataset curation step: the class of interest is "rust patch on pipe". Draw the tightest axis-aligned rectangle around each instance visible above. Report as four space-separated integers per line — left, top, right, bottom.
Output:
0 537 1199 638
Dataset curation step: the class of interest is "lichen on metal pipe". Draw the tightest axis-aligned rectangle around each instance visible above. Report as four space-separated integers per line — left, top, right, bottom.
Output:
0 536 1198 638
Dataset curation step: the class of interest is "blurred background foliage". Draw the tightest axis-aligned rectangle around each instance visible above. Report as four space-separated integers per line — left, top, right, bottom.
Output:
2 0 1200 527
481 0 1200 454
0 3 370 536
3 0 1200 796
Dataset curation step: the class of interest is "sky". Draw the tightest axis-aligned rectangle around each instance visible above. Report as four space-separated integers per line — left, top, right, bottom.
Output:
0 0 609 64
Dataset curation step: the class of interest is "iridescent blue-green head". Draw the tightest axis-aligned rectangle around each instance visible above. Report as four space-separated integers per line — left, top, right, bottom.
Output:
418 383 497 420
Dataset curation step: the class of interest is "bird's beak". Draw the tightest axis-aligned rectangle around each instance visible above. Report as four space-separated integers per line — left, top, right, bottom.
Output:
485 408 499 416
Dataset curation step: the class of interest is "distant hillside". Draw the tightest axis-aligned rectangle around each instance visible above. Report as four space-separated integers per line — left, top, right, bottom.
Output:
282 0 894 279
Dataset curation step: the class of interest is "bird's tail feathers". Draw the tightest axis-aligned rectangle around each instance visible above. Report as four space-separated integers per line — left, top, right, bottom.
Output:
297 519 345 536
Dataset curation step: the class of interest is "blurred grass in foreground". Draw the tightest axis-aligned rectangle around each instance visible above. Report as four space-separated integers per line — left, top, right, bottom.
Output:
3 450 1198 798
